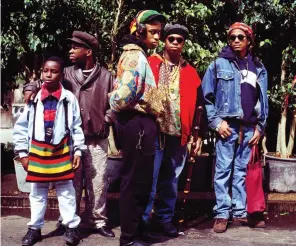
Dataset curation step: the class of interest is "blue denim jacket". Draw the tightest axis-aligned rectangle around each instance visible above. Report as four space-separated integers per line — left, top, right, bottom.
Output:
202 57 268 134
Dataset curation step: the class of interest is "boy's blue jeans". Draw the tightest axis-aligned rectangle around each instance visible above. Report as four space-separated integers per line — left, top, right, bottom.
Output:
142 134 187 223
214 121 254 219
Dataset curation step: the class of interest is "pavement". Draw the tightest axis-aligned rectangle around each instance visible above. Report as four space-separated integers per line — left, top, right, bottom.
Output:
2 126 296 245
1 212 296 246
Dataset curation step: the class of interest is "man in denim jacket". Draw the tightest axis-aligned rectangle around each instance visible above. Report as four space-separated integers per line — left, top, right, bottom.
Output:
202 22 268 233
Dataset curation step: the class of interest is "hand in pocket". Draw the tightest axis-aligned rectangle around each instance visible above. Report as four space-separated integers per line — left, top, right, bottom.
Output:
20 157 29 171
98 121 111 139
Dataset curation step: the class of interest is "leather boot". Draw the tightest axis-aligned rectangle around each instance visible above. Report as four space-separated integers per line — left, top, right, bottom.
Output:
248 212 266 228
22 228 41 246
160 222 178 237
213 218 228 233
63 227 80 245
138 219 163 243
232 217 248 225
96 226 115 237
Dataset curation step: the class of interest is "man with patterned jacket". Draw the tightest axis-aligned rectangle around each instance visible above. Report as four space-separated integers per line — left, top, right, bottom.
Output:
109 10 166 246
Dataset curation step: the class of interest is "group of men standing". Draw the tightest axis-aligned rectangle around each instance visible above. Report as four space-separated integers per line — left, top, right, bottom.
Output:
22 9 268 246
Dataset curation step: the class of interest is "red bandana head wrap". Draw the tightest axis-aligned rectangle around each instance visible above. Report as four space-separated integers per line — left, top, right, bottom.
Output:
227 22 254 45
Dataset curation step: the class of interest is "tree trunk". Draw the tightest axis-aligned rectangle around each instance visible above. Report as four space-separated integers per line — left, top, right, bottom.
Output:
287 78 296 156
277 108 288 158
109 0 124 71
287 113 296 156
276 62 296 158
262 136 268 154
276 59 289 157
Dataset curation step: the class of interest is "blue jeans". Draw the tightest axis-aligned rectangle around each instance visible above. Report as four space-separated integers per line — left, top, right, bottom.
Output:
214 121 254 219
142 134 187 223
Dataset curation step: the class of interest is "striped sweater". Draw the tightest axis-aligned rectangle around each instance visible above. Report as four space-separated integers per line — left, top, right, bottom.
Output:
40 83 62 143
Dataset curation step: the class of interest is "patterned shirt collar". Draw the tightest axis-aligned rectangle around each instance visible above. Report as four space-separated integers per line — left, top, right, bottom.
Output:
158 53 187 67
41 83 62 101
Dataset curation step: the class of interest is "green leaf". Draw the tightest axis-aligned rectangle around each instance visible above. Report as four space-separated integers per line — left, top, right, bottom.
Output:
264 39 272 45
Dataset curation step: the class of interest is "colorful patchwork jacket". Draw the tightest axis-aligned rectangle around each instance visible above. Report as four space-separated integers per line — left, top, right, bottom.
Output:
109 44 164 116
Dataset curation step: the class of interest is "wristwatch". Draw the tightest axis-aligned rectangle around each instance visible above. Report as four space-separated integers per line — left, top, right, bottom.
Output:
215 121 223 132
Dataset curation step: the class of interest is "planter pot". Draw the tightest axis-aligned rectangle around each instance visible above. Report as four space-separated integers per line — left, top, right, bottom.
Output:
265 152 296 193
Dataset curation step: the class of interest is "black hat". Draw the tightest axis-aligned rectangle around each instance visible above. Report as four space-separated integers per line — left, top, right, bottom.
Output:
163 24 189 40
68 31 99 51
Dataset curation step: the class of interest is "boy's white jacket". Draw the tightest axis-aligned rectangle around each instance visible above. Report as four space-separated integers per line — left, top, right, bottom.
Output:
13 86 86 158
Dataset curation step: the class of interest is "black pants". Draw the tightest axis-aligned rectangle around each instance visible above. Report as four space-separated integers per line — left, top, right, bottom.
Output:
115 112 156 245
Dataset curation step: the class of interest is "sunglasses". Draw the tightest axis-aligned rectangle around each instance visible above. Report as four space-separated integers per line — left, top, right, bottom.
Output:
229 34 246 41
167 36 184 44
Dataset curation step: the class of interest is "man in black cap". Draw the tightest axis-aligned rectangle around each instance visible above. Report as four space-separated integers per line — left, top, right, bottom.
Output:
109 10 166 246
23 31 115 238
143 23 207 237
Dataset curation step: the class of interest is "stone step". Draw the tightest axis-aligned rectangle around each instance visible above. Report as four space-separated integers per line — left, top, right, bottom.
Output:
2 192 296 210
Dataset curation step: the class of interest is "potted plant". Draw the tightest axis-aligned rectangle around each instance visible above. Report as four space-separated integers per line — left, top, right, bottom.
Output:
263 45 296 193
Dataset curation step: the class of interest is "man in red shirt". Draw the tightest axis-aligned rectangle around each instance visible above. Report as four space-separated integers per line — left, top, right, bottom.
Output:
142 23 207 237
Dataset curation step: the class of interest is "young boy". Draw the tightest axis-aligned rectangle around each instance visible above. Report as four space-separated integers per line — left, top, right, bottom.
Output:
13 56 85 245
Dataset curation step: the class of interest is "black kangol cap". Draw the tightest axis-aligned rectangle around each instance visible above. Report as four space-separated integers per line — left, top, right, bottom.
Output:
68 31 99 50
163 24 189 40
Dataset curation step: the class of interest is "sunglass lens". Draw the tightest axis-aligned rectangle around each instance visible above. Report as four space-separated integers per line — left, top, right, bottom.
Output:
238 35 245 41
230 35 236 41
176 38 184 43
168 37 174 43
168 37 184 44
230 35 246 41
